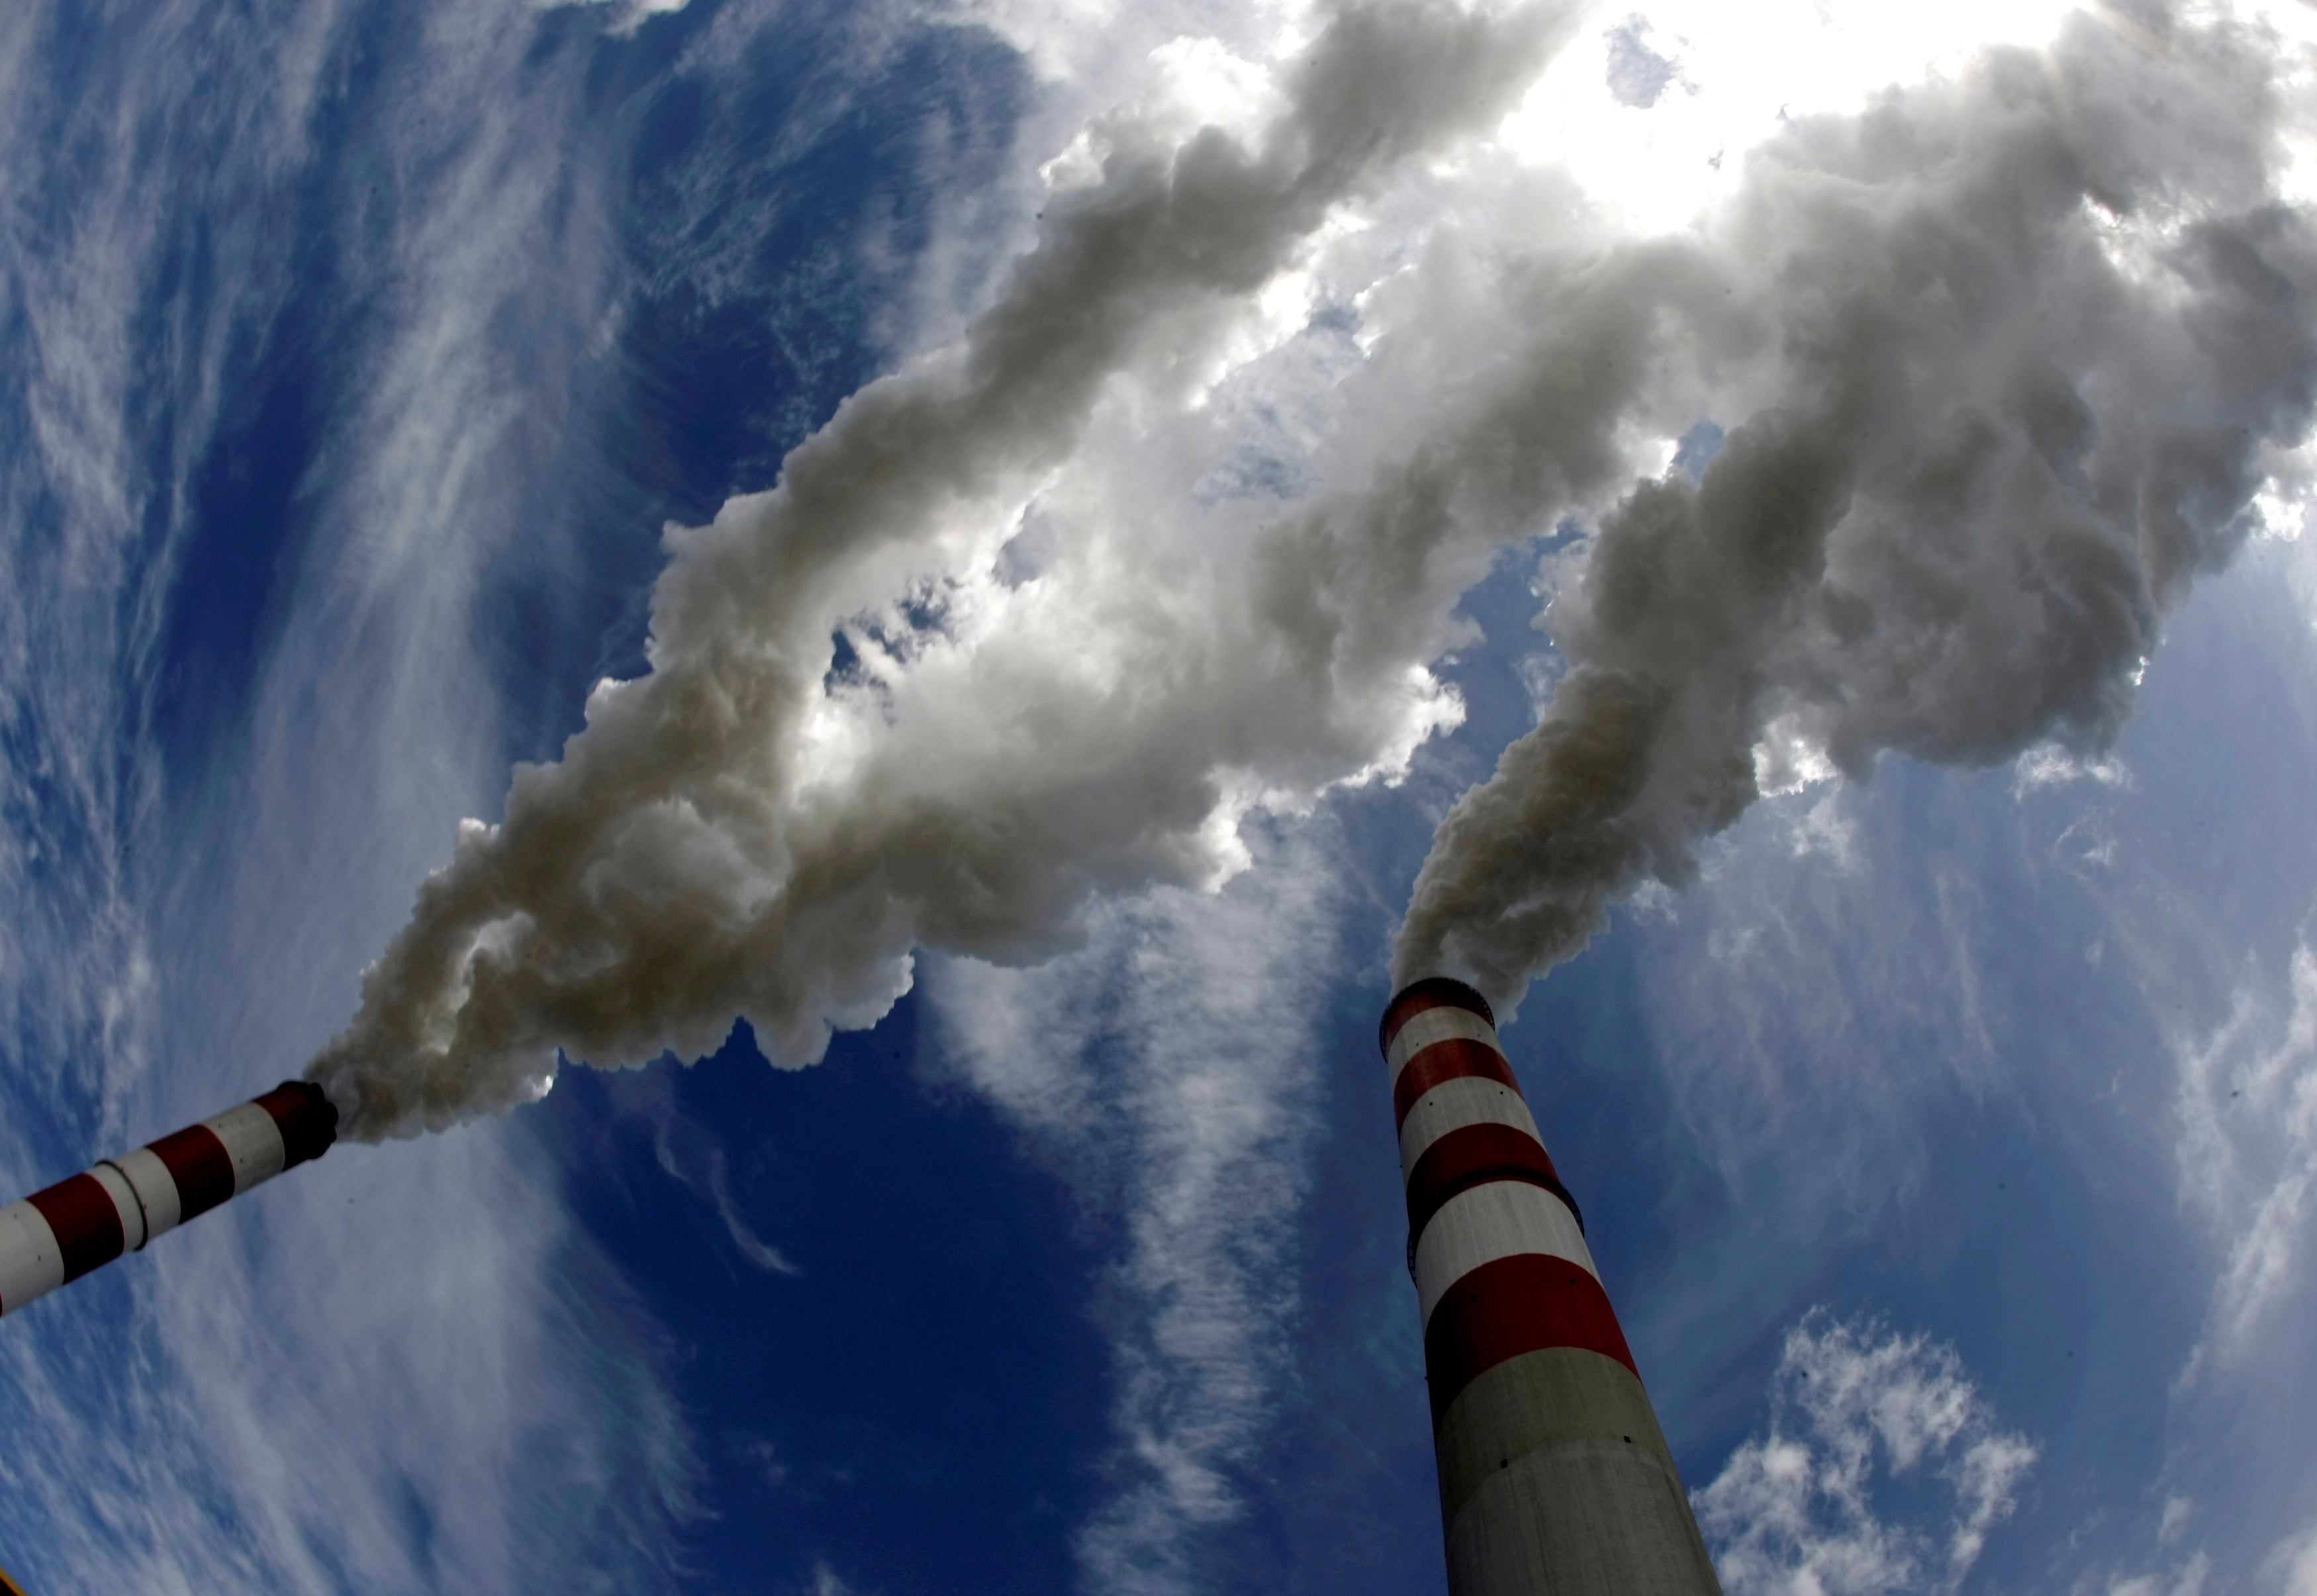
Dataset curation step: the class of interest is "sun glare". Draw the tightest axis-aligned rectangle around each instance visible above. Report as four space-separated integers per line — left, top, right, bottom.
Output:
1497 0 2085 236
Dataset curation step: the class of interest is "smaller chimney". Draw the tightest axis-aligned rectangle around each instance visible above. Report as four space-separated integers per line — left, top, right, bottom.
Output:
1381 978 1721 1595
0 1082 338 1319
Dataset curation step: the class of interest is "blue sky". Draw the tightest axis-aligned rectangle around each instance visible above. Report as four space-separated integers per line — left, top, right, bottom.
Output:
4 0 2317 1592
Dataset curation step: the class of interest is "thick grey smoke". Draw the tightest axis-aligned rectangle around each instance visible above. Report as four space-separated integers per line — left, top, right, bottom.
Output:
310 0 2317 1137
1394 7 2317 1006
308 0 1580 1136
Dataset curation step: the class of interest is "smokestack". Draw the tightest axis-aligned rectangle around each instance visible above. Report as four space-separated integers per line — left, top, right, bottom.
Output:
1380 978 1720 1595
0 1083 338 1319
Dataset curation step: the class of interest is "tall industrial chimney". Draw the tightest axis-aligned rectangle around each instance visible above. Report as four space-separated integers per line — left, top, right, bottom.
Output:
0 1082 338 1319
1381 977 1721 1595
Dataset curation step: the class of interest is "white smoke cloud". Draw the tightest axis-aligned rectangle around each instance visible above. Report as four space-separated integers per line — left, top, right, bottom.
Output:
1694 1309 2038 1596
310 0 2317 1137
308 0 1582 1137
1397 3 2317 1008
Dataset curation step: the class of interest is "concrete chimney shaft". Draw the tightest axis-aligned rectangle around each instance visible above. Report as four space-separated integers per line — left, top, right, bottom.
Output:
1382 978 1721 1596
0 1082 338 1319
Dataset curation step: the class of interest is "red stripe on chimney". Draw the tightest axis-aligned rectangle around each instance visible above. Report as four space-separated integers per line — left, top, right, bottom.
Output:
146 1125 236 1220
25 1173 126 1284
1394 1037 1521 1126
1423 1251 1638 1425
1405 1123 1581 1243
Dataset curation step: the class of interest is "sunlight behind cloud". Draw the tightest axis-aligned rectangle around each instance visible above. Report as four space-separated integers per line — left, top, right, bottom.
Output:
1498 0 2081 236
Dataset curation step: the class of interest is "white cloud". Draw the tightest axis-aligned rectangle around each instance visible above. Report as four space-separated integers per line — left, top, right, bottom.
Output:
2267 1519 2317 1596
536 0 693 33
637 1077 801 1275
314 0 2317 1142
2161 1495 2196 1545
307 0 1571 1136
2173 933 2317 1374
0 0 704 1585
11 0 2314 1586
2110 1552 2214 1596
929 822 1342 1596
1783 790 1860 872
1499 0 2085 236
2013 744 2134 799
0 1127 700 1592
1622 800 2012 1227
1695 1309 2037 1596
959 0 1311 96
1398 3 2317 1010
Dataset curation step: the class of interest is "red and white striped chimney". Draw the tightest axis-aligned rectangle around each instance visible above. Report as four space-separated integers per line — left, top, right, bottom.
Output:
1382 977 1721 1595
0 1082 338 1319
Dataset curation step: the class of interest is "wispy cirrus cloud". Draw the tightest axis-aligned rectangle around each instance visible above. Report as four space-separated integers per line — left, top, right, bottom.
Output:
2173 931 2317 1376
929 823 1343 1595
0 0 706 1585
0 1127 700 1591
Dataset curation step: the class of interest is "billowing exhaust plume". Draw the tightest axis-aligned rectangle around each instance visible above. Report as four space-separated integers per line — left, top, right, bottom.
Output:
1393 7 2317 1006
309 0 2317 1137
309 0 1582 1137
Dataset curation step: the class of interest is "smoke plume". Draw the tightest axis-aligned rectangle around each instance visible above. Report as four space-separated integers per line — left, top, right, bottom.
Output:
310 0 2317 1136
308 0 1580 1136
1394 5 2317 1006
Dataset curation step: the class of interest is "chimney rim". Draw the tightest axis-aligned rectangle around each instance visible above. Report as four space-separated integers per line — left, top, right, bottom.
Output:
1379 976 1495 1056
